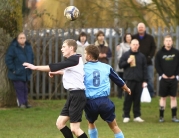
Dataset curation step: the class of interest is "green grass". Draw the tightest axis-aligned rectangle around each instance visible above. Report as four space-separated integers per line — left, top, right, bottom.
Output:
0 97 179 138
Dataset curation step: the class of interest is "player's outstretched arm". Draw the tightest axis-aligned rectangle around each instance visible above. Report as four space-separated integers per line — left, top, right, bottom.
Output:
122 84 131 95
23 62 50 72
49 70 64 78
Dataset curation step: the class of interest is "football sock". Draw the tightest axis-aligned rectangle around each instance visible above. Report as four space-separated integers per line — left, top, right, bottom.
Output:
78 132 88 138
159 106 165 118
60 126 74 138
88 128 98 138
171 107 177 118
115 131 124 138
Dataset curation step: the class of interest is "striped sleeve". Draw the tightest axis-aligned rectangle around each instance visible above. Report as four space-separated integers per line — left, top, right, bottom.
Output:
109 67 125 87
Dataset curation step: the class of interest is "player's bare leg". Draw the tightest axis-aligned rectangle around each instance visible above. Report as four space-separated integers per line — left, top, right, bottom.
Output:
159 97 166 122
108 119 121 133
88 122 96 129
70 122 88 137
56 115 74 138
170 96 177 108
56 115 69 129
170 96 179 122
160 97 166 108
108 119 124 138
88 122 98 138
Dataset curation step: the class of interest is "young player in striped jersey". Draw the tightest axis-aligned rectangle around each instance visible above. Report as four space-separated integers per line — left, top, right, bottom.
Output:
84 45 131 138
23 39 88 138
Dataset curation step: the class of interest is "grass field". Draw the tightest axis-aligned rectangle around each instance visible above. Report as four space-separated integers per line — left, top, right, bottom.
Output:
0 97 179 138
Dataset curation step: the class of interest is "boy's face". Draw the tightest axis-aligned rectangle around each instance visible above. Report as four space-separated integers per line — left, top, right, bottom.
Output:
164 37 173 49
84 50 90 61
61 42 73 58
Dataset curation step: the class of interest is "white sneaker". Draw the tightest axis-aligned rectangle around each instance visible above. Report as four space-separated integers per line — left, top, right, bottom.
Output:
123 117 130 123
133 117 144 122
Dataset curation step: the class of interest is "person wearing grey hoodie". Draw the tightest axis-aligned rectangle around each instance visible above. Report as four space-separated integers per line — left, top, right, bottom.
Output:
116 33 132 98
76 32 89 63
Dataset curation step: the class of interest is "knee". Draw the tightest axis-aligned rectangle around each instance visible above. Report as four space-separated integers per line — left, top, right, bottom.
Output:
56 119 64 130
88 122 95 129
170 96 176 101
110 125 120 133
70 127 78 135
160 97 166 101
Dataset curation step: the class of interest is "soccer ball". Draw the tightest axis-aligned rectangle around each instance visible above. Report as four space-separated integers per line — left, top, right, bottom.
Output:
64 6 80 21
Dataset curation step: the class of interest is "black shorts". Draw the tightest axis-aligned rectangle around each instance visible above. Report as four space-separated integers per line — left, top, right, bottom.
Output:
159 78 178 97
60 90 86 123
84 96 115 123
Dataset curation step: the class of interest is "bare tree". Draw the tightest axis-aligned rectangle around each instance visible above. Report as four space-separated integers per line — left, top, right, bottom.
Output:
117 0 179 29
0 0 23 107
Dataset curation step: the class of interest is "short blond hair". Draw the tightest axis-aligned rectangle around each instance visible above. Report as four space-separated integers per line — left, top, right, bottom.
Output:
131 39 139 44
63 39 77 52
164 35 172 40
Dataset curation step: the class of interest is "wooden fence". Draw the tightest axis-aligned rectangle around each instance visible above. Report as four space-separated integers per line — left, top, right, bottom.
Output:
24 26 179 99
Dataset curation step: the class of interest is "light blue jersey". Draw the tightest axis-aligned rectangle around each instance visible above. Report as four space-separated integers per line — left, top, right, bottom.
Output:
84 61 125 99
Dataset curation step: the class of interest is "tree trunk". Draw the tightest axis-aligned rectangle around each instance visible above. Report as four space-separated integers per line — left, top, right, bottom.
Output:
0 29 16 107
0 0 23 107
175 0 179 26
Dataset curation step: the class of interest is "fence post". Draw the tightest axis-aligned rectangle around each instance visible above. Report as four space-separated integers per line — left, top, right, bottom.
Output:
176 26 179 49
156 27 162 96
36 30 40 99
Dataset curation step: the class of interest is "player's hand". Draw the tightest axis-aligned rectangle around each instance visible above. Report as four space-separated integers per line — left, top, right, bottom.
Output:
23 62 37 70
122 84 131 95
49 70 64 78
169 75 175 79
162 74 168 79
125 88 131 95
49 72 54 78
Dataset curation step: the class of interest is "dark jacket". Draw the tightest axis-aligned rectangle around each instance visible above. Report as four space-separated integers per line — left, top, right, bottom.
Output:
119 50 148 82
97 45 112 64
155 46 179 77
5 38 34 81
132 33 156 65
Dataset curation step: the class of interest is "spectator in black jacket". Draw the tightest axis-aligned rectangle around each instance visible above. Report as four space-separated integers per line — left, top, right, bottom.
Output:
132 22 156 97
155 35 179 123
119 39 148 123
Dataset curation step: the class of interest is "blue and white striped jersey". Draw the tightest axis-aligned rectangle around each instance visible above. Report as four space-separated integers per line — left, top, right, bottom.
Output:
84 61 125 99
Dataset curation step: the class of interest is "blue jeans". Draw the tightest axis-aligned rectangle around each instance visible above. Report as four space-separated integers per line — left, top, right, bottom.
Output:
147 65 155 97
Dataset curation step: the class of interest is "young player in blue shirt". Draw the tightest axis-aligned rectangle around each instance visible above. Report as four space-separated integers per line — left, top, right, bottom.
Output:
83 45 131 138
47 44 131 138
